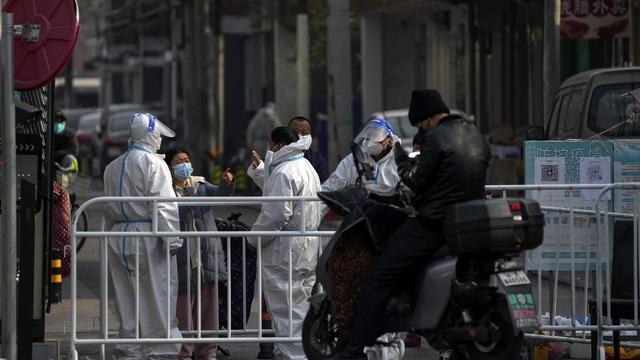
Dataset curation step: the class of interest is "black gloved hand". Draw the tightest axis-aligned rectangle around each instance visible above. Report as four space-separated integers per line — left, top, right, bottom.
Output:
398 161 413 180
394 142 413 180
394 142 409 165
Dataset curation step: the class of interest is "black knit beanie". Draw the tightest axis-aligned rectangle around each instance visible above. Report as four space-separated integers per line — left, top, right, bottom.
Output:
408 89 450 125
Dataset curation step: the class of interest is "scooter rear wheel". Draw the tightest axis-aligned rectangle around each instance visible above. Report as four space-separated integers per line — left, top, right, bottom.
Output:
302 301 347 360
464 300 522 360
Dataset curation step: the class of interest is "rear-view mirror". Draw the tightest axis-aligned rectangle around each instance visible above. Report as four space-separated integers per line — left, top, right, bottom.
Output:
351 142 374 182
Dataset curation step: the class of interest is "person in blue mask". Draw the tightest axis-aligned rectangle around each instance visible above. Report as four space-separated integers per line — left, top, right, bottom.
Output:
165 147 235 360
53 110 79 167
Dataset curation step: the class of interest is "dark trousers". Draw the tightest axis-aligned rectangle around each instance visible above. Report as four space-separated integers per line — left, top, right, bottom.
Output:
349 217 444 347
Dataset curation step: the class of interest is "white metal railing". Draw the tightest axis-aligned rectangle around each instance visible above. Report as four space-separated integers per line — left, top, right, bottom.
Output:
69 196 333 360
487 183 640 360
69 184 640 360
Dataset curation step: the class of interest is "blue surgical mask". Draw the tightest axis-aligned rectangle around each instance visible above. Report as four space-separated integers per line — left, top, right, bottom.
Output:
54 123 65 135
173 163 193 180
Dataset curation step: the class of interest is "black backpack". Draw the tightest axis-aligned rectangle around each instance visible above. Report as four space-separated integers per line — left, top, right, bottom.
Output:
215 213 256 330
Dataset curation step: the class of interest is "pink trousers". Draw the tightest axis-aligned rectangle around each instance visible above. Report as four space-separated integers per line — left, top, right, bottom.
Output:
176 282 218 360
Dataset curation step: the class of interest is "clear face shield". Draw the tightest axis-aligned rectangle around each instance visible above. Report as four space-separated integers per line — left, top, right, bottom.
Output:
130 113 176 140
147 115 175 138
355 119 394 158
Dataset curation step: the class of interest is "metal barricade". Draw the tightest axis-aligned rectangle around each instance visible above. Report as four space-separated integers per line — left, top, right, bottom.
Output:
70 184 640 360
69 195 333 360
486 183 640 360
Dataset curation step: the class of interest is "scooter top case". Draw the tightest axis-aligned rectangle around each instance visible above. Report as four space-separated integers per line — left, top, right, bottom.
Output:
443 198 544 256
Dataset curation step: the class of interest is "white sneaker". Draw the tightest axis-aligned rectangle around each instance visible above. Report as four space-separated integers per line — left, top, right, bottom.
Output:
439 349 455 360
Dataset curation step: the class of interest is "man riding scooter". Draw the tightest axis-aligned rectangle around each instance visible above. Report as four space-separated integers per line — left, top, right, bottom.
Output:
53 110 80 200
53 110 79 168
337 89 491 359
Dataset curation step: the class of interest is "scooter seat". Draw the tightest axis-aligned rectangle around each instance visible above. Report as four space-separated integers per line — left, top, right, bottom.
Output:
385 245 451 315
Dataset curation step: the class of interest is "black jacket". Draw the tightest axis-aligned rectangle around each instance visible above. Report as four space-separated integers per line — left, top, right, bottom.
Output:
304 149 330 183
397 114 490 221
54 128 79 163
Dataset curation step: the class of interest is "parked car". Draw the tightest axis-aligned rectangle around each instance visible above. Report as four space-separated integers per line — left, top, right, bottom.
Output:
76 112 101 177
371 108 474 152
529 67 640 140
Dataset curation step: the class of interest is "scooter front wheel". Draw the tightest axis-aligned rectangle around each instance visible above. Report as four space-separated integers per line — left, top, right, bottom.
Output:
302 301 347 360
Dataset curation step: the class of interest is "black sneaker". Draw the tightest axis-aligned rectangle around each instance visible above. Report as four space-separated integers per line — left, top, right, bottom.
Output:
257 343 275 359
217 346 230 358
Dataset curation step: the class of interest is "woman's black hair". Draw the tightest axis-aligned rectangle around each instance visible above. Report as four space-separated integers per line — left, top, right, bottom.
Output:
270 126 299 146
165 147 191 167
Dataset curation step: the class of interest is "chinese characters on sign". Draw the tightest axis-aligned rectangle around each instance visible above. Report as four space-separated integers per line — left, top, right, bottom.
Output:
524 141 613 271
560 0 629 39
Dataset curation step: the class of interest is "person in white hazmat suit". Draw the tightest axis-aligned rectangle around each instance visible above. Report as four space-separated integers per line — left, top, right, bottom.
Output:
322 118 401 191
246 101 282 158
103 113 183 359
247 126 322 360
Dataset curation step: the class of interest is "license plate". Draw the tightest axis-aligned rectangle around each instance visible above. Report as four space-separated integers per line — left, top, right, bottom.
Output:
498 270 530 287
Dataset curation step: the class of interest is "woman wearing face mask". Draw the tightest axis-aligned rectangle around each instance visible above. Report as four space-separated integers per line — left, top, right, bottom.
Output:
165 147 235 360
322 118 401 192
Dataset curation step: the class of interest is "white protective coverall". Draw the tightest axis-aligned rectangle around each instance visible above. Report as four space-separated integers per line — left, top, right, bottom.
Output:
103 113 183 359
247 135 322 360
322 118 401 192
246 102 282 157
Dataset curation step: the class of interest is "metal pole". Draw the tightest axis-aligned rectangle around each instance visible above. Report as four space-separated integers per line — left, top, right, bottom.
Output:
543 0 560 121
1 12 18 360
594 186 614 360
100 220 107 360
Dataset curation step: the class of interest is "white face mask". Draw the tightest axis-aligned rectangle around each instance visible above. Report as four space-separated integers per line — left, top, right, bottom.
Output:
264 150 275 179
364 139 383 156
265 149 274 167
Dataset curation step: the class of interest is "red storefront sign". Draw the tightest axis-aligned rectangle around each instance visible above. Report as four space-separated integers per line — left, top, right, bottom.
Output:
560 0 630 40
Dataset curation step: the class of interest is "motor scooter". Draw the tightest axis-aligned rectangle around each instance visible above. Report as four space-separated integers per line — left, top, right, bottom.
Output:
302 144 543 360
